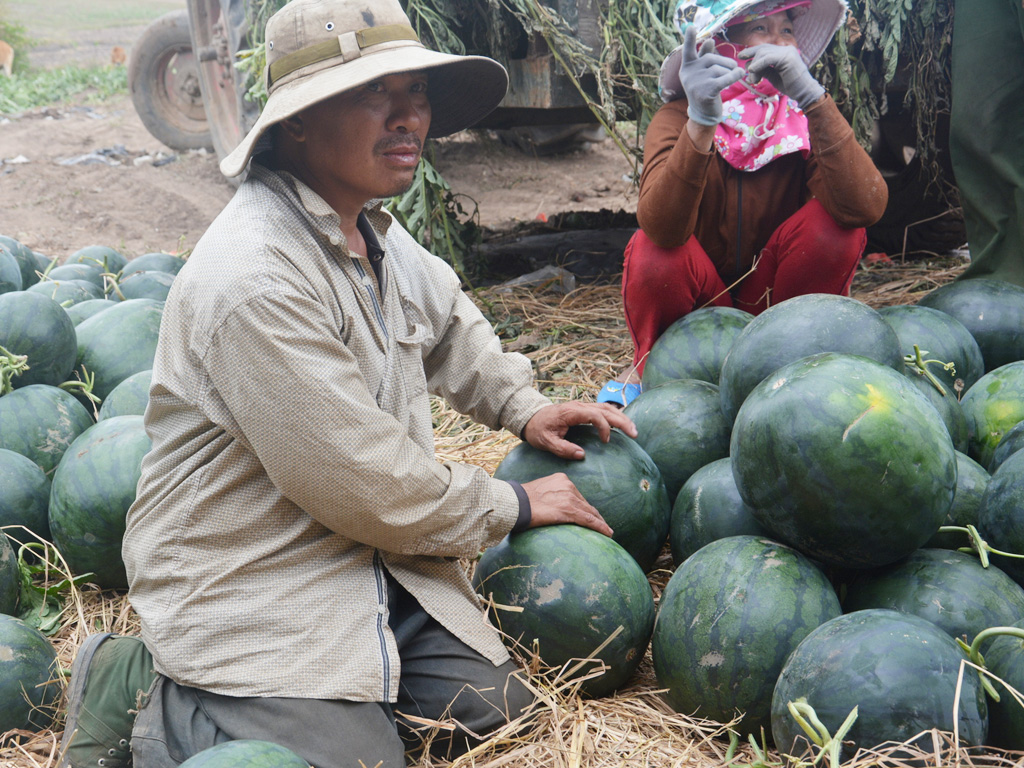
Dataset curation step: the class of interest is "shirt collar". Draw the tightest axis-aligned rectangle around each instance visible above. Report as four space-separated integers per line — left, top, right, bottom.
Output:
248 162 394 245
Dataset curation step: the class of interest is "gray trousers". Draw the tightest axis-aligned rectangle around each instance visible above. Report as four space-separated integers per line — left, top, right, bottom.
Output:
131 578 533 768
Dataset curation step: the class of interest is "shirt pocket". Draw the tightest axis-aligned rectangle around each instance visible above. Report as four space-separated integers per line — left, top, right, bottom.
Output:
379 296 434 415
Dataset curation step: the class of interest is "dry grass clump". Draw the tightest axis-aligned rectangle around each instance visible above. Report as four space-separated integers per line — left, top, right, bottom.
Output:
10 255 1019 768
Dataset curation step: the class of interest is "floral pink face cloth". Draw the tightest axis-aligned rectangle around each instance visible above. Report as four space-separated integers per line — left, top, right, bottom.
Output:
712 41 812 172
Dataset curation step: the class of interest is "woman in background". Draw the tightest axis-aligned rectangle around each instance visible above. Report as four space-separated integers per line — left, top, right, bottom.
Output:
599 0 887 405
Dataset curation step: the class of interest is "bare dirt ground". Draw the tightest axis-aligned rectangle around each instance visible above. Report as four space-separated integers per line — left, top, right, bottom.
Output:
0 31 638 265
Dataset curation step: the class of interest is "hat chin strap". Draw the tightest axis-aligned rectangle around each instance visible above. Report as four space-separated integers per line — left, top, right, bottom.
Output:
267 23 419 89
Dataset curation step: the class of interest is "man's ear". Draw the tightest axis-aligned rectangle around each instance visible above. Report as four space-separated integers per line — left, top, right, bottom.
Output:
279 115 305 141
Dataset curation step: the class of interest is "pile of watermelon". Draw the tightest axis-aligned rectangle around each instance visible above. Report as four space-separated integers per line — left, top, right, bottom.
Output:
0 235 183 737
477 280 1024 759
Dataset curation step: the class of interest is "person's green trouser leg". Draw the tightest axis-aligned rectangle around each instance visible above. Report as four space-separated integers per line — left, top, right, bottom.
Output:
950 0 1024 287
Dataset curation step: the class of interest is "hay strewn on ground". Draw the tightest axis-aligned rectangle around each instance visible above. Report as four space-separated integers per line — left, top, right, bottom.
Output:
7 255 1024 768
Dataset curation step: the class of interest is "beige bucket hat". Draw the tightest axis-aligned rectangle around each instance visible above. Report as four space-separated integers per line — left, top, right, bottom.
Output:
220 0 509 178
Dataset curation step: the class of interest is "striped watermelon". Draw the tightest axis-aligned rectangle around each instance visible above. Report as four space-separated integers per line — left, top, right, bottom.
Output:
473 525 655 698
623 378 731 501
641 306 753 388
0 290 78 389
959 361 1024 468
48 415 152 589
841 548 1024 651
178 740 311 767
731 352 957 569
719 294 904 422
75 298 164 401
67 245 129 275
0 533 18 614
0 447 52 543
97 369 153 421
925 451 989 549
0 384 95 475
0 614 60 732
669 457 768 566
652 535 840 736
918 277 1024 372
772 610 988 758
493 425 670 571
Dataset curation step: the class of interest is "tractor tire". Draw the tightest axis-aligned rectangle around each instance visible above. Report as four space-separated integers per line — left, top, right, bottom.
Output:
128 10 213 152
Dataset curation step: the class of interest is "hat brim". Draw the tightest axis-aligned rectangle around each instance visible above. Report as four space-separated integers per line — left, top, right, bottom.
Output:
659 0 847 100
220 44 508 178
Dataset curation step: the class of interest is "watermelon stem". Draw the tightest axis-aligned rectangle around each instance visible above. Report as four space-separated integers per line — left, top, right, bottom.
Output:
903 344 955 396
725 730 783 767
59 366 102 418
785 698 858 768
961 626 1024 703
0 343 30 395
941 524 1024 567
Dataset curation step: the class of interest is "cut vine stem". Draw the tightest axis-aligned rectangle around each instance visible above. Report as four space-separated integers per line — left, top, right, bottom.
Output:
785 698 858 768
959 626 1024 703
903 344 956 396
939 524 1024 568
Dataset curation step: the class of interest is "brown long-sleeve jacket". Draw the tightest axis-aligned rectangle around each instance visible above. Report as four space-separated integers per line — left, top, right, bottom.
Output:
637 94 889 284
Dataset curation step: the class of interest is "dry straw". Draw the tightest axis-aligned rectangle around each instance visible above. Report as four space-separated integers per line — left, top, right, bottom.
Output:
10 255 1023 768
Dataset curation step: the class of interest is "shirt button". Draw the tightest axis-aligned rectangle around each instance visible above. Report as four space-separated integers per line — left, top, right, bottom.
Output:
377 604 386 615
329 234 340 246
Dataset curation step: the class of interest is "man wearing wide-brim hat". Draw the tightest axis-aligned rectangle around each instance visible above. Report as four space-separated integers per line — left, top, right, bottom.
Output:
56 1 636 766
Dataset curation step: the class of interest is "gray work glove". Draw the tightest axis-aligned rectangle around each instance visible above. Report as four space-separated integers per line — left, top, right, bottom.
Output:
737 44 825 109
678 26 745 126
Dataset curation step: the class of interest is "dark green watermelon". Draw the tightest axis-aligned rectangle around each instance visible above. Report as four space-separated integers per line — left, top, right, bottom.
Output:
473 525 655 698
75 298 164 401
0 384 95 475
0 290 78 388
0 235 42 289
975 449 1024 588
493 425 670 572
0 447 51 543
67 245 129 275
669 457 769 566
178 739 311 767
622 379 731 501
989 419 1024 473
0 614 60 732
960 361 1024 468
27 278 105 306
878 304 985 394
772 610 987 758
652 535 840 737
901 365 969 453
121 252 187 280
0 246 22 295
841 548 1024 650
981 621 1024 750
116 270 175 301
64 298 119 326
48 415 152 589
731 352 957 569
98 369 152 421
32 252 56 276
925 451 989 549
719 294 904 422
47 263 107 291
918 278 1024 372
641 306 753 388
0 533 19 614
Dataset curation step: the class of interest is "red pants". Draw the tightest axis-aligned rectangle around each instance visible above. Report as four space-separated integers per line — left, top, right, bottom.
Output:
622 199 866 375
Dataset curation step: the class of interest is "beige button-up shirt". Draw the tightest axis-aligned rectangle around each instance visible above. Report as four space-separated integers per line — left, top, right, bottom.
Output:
123 163 551 702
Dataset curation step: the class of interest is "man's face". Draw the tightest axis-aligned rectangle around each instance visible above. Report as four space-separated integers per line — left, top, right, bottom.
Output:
296 71 431 211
